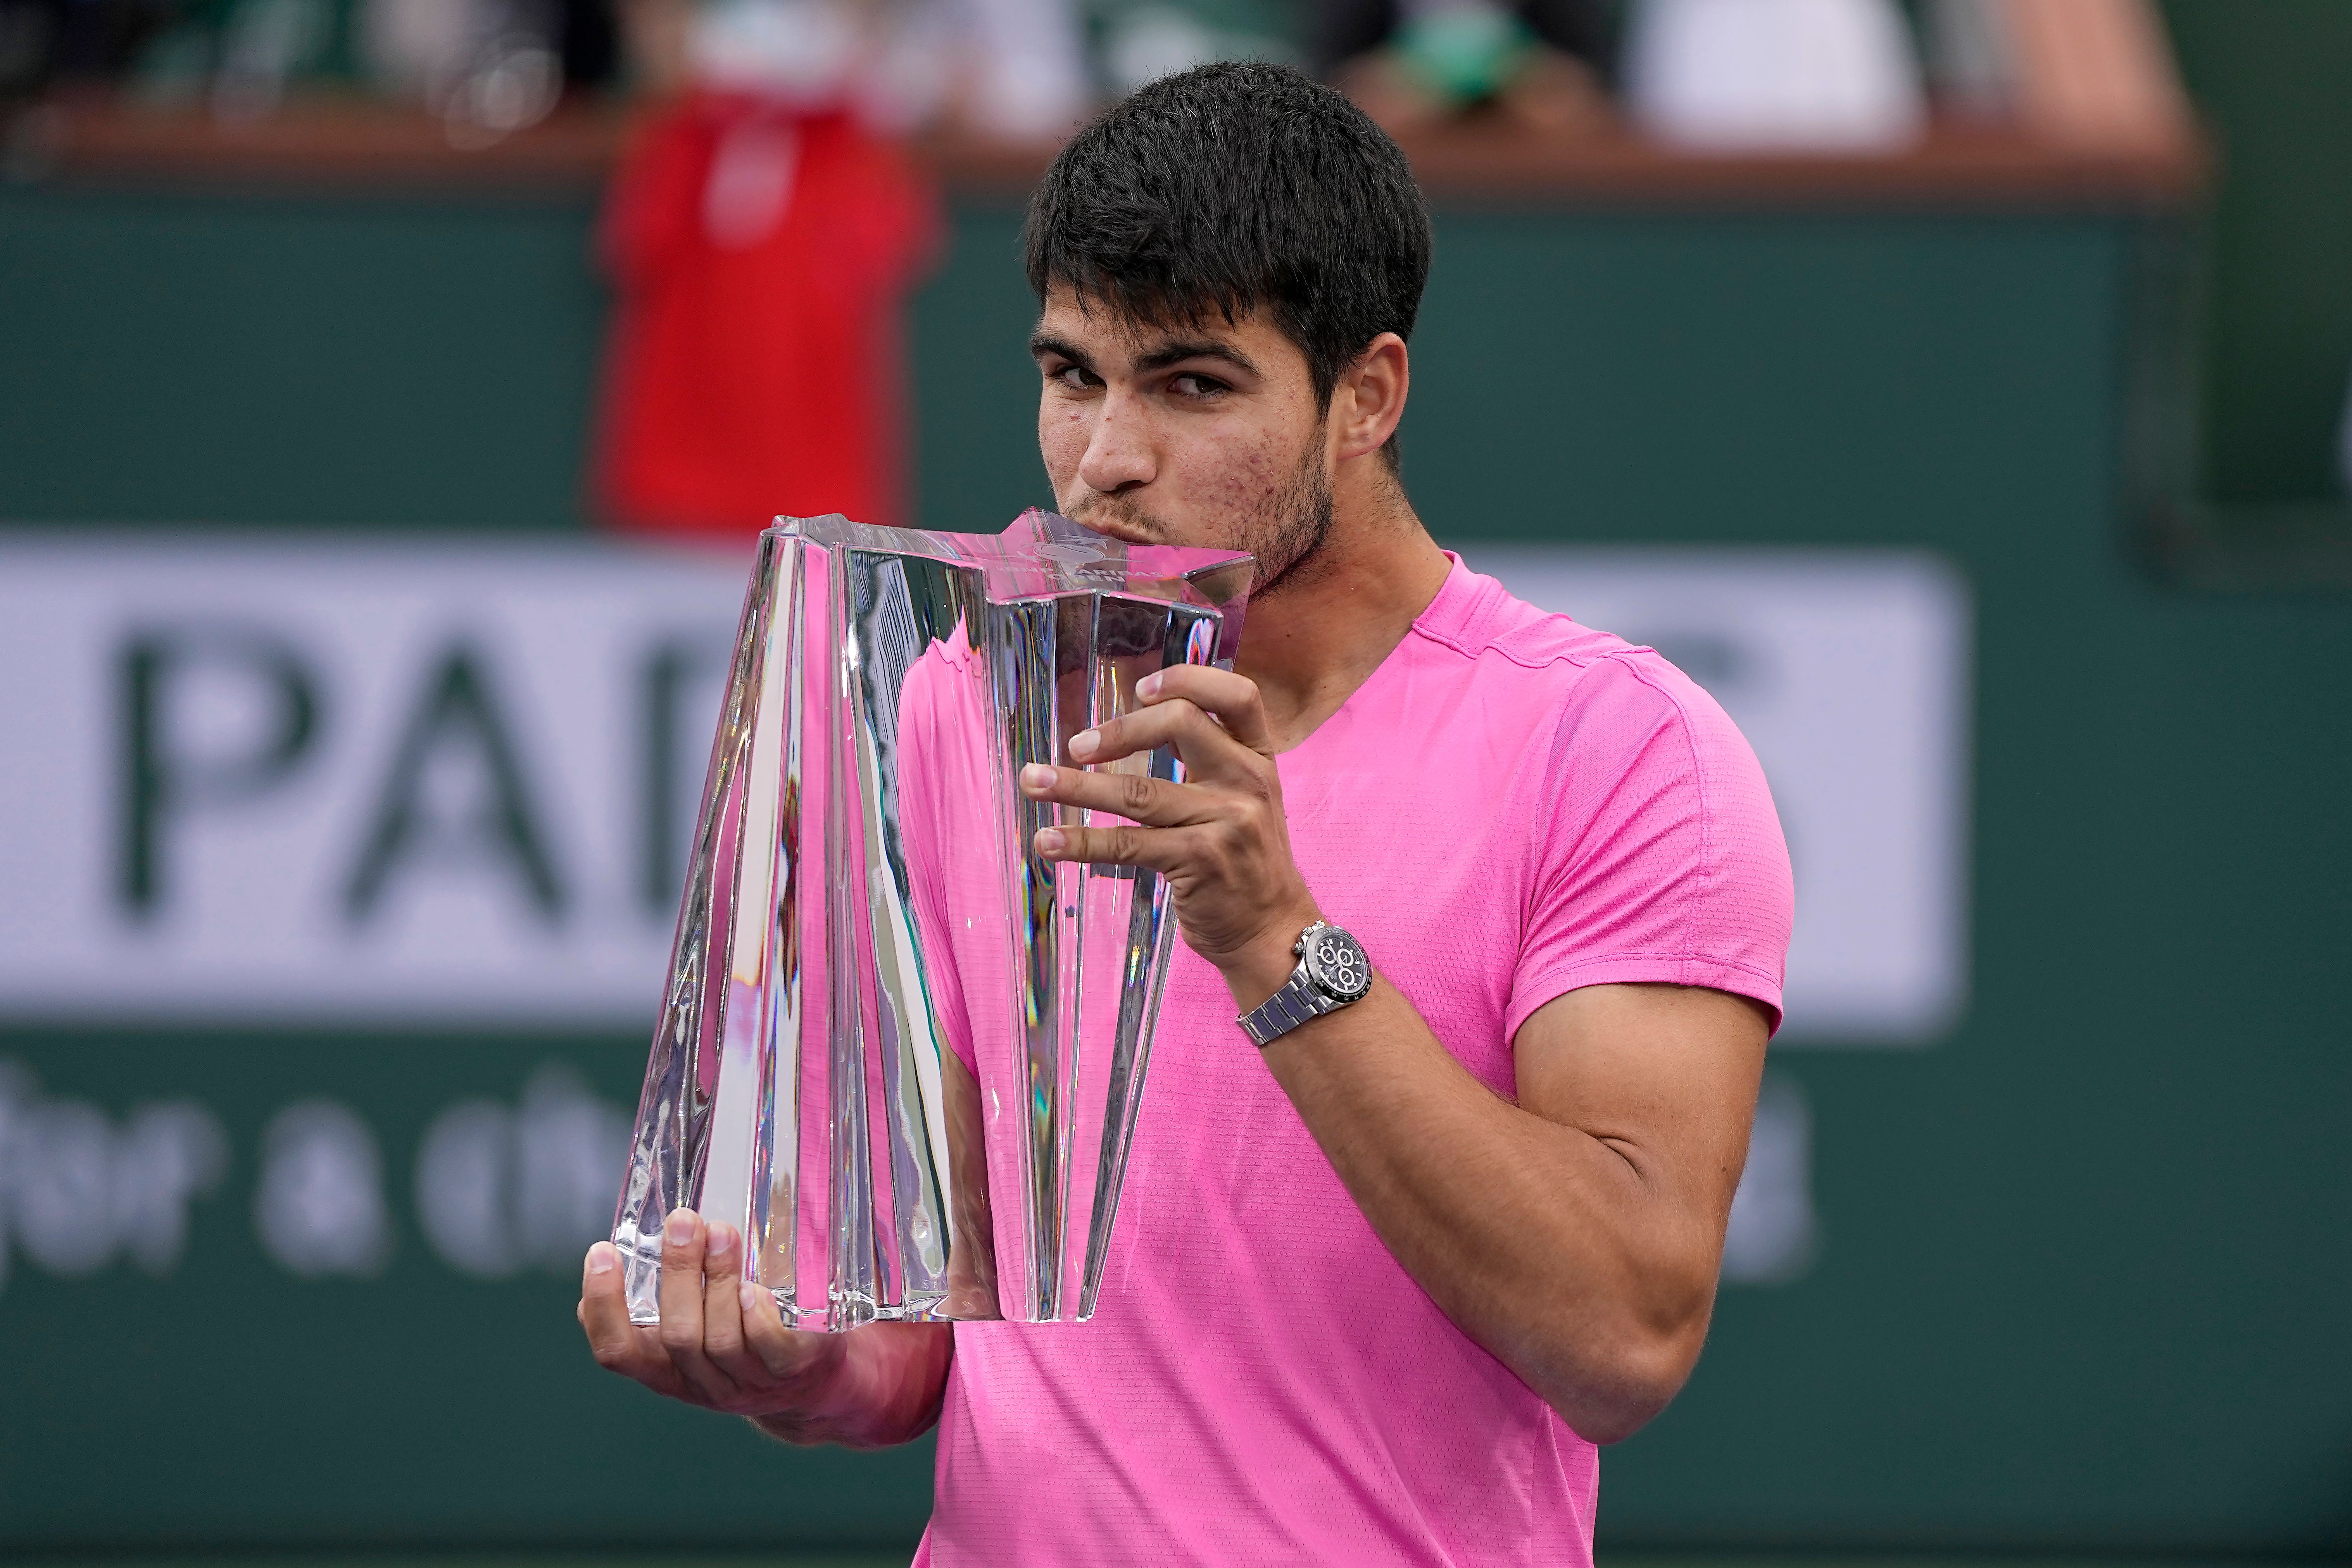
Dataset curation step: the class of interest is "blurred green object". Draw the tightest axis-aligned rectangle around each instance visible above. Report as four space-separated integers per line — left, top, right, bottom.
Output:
1087 0 1306 97
1391 3 1536 105
2160 0 2352 502
126 19 217 107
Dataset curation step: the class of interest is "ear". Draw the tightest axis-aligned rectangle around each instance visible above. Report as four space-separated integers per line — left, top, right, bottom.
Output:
1332 333 1410 464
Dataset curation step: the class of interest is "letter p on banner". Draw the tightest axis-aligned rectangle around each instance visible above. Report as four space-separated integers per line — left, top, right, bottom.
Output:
117 626 321 918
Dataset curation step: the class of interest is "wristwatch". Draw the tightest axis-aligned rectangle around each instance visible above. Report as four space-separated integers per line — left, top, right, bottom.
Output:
1237 921 1374 1047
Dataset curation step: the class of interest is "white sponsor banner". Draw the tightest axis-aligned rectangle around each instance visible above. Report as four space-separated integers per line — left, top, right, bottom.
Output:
1468 545 1970 1045
0 534 1966 1044
0 535 742 1024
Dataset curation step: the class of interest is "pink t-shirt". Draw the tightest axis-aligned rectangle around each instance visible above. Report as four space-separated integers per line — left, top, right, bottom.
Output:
910 556 1793 1566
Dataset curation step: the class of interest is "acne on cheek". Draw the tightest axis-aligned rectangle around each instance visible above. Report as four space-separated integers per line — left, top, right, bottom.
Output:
1047 412 1083 458
1039 409 1089 494
1203 431 1286 513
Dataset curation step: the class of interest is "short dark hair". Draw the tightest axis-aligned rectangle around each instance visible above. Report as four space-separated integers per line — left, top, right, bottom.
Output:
1024 62 1433 464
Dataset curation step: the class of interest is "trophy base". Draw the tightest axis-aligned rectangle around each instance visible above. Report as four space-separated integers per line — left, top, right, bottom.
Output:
617 1223 663 1327
614 1219 1030 1332
621 1243 881 1333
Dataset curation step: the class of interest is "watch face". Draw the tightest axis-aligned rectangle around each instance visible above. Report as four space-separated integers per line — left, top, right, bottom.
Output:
1303 926 1372 1002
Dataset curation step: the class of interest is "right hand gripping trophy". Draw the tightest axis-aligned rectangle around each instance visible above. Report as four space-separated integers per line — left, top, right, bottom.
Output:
614 510 1254 1327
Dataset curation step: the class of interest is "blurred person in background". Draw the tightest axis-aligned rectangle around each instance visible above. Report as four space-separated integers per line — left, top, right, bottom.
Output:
580 62 1791 1565
590 0 1088 541
1085 0 1301 100
1321 0 1611 132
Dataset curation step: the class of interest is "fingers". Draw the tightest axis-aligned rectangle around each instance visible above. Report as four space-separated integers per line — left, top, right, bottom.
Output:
1037 819 1206 873
1068 667 1272 777
700 1221 829 1390
578 1241 687 1397
1020 762 1207 828
698 1220 752 1377
1063 701 1263 797
1021 663 1310 964
1067 701 1237 780
1137 664 1275 753
655 1209 740 1407
739 1275 839 1385
582 1218 841 1423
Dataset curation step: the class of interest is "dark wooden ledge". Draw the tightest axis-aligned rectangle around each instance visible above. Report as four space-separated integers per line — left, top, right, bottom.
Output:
4 93 2203 210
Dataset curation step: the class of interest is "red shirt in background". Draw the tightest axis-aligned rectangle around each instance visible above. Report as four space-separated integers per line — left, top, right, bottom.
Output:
594 95 940 540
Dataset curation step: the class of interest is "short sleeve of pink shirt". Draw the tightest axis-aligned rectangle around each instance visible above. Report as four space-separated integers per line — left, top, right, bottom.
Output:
913 557 1793 1568
1505 621 1792 1040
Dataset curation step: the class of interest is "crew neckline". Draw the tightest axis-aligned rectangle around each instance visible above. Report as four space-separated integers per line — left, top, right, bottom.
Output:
1273 552 1477 758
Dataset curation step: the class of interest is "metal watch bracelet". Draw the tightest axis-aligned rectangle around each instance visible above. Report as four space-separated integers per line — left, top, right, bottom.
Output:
1237 921 1373 1047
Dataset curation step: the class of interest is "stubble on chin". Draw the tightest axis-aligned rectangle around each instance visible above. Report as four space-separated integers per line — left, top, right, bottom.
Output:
1242 446 1336 601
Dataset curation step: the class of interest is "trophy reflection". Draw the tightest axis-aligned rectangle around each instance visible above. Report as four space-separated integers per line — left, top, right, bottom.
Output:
614 510 1254 1328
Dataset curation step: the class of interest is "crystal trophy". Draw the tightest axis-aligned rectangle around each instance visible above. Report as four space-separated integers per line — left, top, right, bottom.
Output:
614 509 1253 1328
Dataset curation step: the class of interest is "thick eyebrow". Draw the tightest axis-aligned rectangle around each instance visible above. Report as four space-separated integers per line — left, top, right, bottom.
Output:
1028 332 1094 373
1027 329 1260 381
1133 338 1259 378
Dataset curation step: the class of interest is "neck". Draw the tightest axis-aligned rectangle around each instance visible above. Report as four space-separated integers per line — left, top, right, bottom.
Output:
1233 457 1453 752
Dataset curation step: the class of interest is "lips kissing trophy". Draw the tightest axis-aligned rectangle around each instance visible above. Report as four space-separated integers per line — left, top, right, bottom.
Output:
613 509 1255 1327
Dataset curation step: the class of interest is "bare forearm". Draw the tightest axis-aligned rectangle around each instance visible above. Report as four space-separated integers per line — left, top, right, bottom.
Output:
1256 982 1723 1442
749 1322 954 1449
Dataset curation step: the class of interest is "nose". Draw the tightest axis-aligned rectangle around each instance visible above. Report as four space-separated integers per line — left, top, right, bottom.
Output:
1075 391 1156 498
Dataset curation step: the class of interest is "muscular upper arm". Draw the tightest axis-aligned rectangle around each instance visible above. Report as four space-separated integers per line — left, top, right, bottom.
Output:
1513 982 1770 1251
1482 982 1769 1439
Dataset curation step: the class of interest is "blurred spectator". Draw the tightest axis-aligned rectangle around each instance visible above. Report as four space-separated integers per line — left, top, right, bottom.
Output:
618 0 1087 137
211 0 333 117
1091 0 1300 100
0 0 56 100
364 0 564 142
3 0 209 99
0 0 604 130
0 0 43 99
1321 0 1610 132
1921 0 2013 124
594 0 1091 541
1621 0 1924 152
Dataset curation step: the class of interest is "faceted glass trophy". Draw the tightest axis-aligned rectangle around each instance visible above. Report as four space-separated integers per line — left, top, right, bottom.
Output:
614 509 1253 1328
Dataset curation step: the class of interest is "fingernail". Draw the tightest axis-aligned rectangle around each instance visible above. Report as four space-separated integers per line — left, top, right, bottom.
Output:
1068 730 1099 760
1036 827 1066 854
587 1243 616 1275
1022 763 1055 790
1137 672 1162 697
739 1280 759 1313
664 1211 696 1247
707 1222 735 1257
